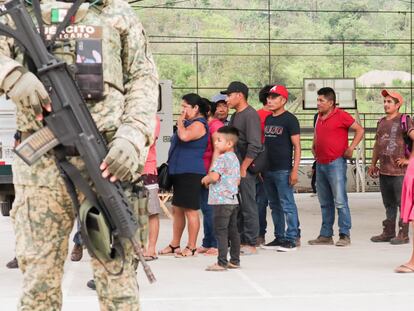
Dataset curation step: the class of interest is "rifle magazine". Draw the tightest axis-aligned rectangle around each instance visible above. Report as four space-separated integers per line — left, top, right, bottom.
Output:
14 126 59 165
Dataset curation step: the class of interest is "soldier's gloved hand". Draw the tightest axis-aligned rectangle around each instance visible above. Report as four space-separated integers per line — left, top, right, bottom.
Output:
100 138 139 182
3 69 51 121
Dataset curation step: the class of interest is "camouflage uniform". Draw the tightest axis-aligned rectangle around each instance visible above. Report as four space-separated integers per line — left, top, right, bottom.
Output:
0 0 158 310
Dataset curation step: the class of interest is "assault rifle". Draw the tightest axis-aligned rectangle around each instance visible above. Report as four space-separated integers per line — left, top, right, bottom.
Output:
0 0 155 282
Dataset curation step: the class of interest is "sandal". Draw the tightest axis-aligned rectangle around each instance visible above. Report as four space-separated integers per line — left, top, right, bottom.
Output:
227 262 240 269
196 246 209 254
175 246 197 258
205 263 227 271
204 248 218 256
144 255 159 261
158 244 180 256
395 264 414 273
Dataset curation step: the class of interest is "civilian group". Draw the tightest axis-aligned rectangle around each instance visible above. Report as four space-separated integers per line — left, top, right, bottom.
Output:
156 82 414 273
54 82 414 275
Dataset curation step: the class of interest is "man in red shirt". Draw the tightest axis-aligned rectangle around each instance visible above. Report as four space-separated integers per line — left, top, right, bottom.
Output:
308 87 364 247
255 85 273 246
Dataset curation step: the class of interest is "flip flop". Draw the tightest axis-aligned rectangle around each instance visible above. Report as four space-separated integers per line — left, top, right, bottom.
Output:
227 262 241 269
205 263 227 271
196 246 209 254
204 248 218 256
395 264 414 273
240 246 257 256
144 255 158 261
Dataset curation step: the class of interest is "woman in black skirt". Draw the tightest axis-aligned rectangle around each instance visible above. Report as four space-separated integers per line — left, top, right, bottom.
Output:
159 93 209 257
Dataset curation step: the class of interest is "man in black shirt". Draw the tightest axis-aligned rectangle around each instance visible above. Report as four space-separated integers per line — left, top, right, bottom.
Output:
262 85 301 252
221 81 262 254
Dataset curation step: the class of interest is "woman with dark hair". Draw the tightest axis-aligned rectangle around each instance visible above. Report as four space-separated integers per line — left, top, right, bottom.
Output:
198 98 224 256
159 93 209 257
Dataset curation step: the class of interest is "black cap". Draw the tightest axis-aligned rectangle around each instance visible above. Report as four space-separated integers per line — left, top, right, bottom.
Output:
220 81 249 99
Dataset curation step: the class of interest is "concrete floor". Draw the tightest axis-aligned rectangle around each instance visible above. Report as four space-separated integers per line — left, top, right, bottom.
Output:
1 192 414 311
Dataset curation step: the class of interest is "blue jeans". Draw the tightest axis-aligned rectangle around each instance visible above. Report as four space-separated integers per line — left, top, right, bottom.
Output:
200 187 217 248
316 157 352 237
263 170 299 242
256 177 268 237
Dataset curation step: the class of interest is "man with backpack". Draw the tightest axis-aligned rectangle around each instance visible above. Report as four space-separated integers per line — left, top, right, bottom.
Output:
369 90 414 244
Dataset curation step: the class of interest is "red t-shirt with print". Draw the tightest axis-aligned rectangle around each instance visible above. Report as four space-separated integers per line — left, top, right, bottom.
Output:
257 108 272 143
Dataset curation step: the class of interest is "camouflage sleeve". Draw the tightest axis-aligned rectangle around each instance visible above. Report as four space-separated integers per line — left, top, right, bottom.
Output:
114 3 159 168
0 30 22 92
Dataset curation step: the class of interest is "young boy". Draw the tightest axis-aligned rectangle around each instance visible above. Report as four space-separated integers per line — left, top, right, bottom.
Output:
202 126 241 271
369 90 414 244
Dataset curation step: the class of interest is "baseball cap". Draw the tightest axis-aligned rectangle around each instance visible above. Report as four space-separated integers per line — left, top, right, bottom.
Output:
220 81 249 99
268 85 289 100
381 89 404 105
211 94 227 103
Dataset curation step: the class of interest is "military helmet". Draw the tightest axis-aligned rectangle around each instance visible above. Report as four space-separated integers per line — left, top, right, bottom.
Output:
79 200 114 261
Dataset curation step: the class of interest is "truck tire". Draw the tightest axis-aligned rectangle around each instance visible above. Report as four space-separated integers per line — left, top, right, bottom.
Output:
0 196 12 217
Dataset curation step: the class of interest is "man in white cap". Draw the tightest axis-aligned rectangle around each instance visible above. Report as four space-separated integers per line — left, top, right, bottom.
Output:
212 94 230 125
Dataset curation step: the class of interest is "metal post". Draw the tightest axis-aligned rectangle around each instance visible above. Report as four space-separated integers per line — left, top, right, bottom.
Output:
196 42 199 94
411 0 413 113
268 0 271 83
342 42 345 78
354 110 365 193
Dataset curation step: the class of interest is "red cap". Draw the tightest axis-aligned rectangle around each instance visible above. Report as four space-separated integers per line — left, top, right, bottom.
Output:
269 85 288 100
381 89 404 105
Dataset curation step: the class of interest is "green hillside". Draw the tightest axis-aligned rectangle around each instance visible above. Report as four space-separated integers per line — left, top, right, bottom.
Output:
134 0 413 113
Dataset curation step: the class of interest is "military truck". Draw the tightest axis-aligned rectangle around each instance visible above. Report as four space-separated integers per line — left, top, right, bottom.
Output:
0 80 173 217
0 96 16 216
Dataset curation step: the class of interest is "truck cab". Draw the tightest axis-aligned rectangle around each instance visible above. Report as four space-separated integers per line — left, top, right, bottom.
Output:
157 80 173 164
0 96 16 216
0 80 173 217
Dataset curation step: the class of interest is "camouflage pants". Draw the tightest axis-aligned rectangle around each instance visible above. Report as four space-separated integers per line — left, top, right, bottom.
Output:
11 184 140 311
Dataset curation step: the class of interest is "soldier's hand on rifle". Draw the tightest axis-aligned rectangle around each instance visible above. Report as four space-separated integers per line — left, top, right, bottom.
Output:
100 138 139 182
3 69 51 121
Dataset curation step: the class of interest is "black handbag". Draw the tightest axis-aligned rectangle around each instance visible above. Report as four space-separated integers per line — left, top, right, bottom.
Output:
247 146 268 174
157 163 172 191
157 138 178 191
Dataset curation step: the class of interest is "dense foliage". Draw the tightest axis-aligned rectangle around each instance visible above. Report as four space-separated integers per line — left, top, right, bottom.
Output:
135 0 413 115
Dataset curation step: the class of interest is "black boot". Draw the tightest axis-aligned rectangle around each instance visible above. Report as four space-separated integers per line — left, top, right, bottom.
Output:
6 257 18 269
86 279 96 290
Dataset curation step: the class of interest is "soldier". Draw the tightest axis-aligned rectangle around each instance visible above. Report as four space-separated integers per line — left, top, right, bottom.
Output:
0 0 158 310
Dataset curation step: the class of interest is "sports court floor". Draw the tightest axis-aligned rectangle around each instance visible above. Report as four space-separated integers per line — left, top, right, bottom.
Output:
1 192 413 311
